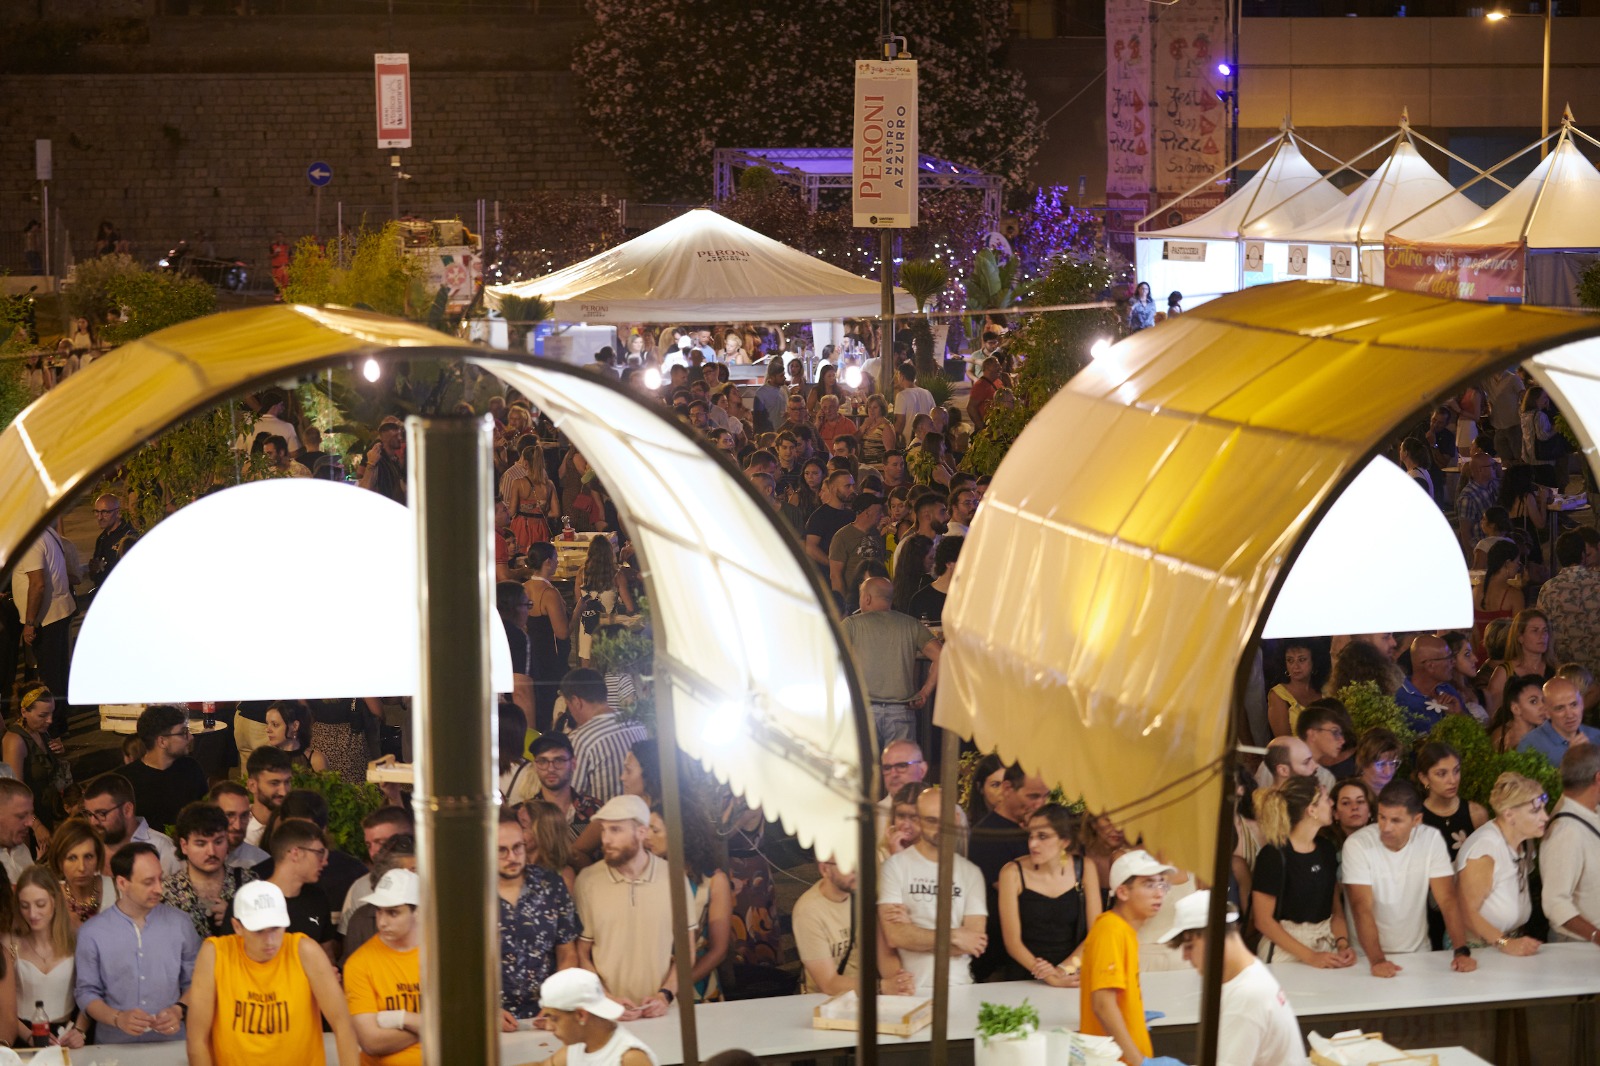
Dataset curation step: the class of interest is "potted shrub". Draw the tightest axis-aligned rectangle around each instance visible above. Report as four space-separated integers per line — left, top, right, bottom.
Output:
974 1000 1045 1066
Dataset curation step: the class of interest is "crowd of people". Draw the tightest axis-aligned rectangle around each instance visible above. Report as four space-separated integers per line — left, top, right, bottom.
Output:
0 339 1597 1065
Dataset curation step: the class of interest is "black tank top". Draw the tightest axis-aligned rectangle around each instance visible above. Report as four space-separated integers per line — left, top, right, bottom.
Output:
1422 801 1476 863
1009 857 1088 967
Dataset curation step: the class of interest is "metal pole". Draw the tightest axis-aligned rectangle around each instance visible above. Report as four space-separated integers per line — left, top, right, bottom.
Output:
876 1 897 361
651 678 700 1066
855 713 880 1066
1194 698 1242 1066
316 186 323 241
41 184 49 278
410 414 501 1066
929 727 960 1066
1540 2 1551 159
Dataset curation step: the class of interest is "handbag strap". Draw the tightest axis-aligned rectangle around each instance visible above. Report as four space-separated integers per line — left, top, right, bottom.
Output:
835 896 856 977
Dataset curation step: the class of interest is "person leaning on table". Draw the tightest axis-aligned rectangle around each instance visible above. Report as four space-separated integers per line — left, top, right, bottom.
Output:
1456 772 1548 955
1163 890 1310 1066
1078 849 1185 1066
1540 744 1600 947
529 967 658 1066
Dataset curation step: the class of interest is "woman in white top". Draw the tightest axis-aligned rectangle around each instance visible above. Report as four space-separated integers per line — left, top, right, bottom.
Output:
43 819 116 931
1456 772 1547 955
572 535 634 667
8 865 85 1047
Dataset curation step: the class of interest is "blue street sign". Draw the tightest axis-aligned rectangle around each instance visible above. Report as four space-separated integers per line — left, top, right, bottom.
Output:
307 162 333 187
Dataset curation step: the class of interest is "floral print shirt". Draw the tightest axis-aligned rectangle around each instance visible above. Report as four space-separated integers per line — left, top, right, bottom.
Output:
161 865 256 941
497 864 579 1019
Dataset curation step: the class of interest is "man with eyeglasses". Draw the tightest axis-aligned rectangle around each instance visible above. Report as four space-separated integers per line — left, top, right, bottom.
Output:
229 817 338 961
876 739 927 829
88 492 138 589
498 812 579 1024
1395 635 1466 733
83 772 180 875
878 787 987 991
1294 704 1352 785
339 807 416 936
119 705 209 834
1080 850 1183 1066
528 733 601 836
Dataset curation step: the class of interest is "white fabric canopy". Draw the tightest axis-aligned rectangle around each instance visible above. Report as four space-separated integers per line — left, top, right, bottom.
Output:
1278 138 1483 246
1142 136 1347 241
485 209 914 322
1422 129 1600 249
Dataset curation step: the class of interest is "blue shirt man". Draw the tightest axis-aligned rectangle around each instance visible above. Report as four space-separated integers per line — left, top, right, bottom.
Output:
1395 634 1466 733
1518 677 1600 766
75 843 201 1043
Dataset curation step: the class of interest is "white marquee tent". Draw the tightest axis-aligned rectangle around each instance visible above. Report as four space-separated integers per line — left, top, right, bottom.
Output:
485 208 913 323
1257 134 1484 285
1405 122 1600 306
1135 131 1348 308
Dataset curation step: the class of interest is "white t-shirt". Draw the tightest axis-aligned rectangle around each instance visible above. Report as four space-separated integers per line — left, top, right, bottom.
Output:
10 534 76 628
1219 959 1310 1066
1340 823 1452 955
894 386 936 441
236 411 300 453
1456 821 1531 934
877 845 987 990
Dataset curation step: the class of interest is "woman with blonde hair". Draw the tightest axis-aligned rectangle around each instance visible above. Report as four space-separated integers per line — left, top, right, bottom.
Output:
572 534 636 668
1250 776 1355 968
5 684 72 828
1456 773 1547 955
7 865 85 1047
518 798 576 897
43 819 114 929
1484 608 1558 715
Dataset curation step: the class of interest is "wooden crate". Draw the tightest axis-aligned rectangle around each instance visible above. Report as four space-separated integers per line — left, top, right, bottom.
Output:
811 993 932 1038
1311 1032 1440 1066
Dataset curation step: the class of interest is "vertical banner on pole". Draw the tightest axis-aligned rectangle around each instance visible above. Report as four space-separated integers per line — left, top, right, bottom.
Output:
1105 0 1153 260
375 53 413 149
852 59 918 228
1152 0 1227 226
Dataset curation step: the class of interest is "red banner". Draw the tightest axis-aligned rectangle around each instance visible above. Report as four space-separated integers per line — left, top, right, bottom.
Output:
375 53 412 149
1382 240 1526 303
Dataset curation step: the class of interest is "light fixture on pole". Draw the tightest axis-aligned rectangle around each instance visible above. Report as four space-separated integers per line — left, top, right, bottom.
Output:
1486 2 1553 158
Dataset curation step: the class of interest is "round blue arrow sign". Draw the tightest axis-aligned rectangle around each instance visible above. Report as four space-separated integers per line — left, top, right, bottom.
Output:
306 162 333 187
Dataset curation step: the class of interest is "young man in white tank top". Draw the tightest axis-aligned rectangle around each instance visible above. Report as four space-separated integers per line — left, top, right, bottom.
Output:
532 969 658 1066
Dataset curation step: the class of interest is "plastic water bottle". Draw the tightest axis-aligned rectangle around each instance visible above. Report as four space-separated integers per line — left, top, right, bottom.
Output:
30 1001 48 1048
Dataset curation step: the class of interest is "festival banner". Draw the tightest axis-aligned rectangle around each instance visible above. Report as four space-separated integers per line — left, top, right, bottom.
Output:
852 59 919 228
1151 0 1226 226
1106 0 1153 209
374 53 412 149
1382 240 1526 302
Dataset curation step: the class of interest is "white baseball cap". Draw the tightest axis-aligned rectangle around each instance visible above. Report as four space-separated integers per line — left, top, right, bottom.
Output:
1157 890 1238 944
233 881 291 932
361 869 420 909
1107 849 1176 889
592 794 650 827
538 968 624 1020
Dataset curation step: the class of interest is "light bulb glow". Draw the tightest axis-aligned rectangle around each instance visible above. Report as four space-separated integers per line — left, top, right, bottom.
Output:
1486 8 1507 18
1217 61 1232 76
362 358 381 383
843 366 863 389
1089 338 1113 360
643 367 662 391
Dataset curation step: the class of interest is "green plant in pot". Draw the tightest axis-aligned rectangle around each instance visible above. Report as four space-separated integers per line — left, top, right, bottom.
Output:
975 999 1045 1065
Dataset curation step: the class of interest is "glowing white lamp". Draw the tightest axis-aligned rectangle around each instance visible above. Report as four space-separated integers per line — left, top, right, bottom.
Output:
642 367 662 391
1262 456 1472 639
70 478 513 704
363 358 381 383
842 365 863 389
1089 337 1112 360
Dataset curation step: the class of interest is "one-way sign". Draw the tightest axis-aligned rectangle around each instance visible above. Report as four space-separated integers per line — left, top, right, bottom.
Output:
307 162 333 187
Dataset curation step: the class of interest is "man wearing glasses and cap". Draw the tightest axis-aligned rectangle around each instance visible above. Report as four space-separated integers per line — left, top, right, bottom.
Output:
1162 890 1310 1066
529 968 657 1066
187 880 359 1065
1079 850 1185 1066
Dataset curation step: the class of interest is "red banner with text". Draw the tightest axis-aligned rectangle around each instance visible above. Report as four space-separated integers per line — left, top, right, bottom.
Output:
1382 241 1526 303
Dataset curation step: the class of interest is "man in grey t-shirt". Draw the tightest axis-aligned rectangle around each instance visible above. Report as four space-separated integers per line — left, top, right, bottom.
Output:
829 495 886 612
840 577 941 745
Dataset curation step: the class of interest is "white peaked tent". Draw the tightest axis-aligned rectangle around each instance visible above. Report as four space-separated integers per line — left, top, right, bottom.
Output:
1405 122 1600 306
485 208 914 322
1262 134 1484 285
1135 131 1348 307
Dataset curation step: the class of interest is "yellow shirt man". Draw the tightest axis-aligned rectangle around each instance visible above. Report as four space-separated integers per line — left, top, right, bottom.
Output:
344 869 425 1066
1078 850 1175 1065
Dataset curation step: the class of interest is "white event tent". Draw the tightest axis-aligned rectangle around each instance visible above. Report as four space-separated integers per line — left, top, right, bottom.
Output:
485 208 913 323
1398 120 1600 306
1135 129 1347 308
1257 131 1484 285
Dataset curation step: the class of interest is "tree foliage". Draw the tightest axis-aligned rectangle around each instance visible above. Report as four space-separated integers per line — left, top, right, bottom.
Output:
497 192 625 283
574 0 1041 201
281 223 424 317
111 402 251 533
98 270 217 345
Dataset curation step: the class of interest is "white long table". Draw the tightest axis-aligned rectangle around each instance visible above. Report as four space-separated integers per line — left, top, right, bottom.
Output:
49 944 1600 1064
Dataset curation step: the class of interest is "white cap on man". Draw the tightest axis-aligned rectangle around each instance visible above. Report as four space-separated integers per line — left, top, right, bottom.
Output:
539 968 624 1020
1107 849 1176 889
362 869 421 909
1157 890 1238 944
591 794 650 826
233 881 291 932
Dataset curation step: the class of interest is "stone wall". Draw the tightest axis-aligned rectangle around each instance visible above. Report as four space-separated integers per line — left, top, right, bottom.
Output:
2 69 631 264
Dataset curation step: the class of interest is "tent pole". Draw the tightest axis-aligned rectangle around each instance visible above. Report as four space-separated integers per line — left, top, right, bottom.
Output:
855 706 881 1066
1194 690 1242 1066
929 726 961 1066
1134 135 1283 231
1240 130 1396 234
1385 129 1559 238
652 677 702 1066
1407 128 1514 192
410 415 500 1066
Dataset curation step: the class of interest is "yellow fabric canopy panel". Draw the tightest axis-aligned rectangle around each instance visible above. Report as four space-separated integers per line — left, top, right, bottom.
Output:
936 280 1600 877
0 304 869 872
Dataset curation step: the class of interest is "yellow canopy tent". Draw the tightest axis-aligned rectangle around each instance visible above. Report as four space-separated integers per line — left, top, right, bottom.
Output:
937 280 1600 880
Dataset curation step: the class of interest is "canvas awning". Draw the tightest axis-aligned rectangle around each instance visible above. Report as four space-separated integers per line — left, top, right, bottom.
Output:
485 208 914 322
0 305 869 870
1275 137 1482 246
1420 124 1600 249
1141 133 1348 241
935 280 1600 877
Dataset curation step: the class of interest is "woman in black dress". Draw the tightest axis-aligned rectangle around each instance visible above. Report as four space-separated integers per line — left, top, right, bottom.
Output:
996 804 1101 985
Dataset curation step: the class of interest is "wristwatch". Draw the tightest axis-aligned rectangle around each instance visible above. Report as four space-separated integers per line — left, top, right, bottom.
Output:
657 987 675 1005
1454 946 1472 958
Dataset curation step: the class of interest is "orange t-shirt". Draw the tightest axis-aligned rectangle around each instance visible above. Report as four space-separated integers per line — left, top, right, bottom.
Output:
1078 910 1152 1062
344 936 422 1066
207 932 325 1066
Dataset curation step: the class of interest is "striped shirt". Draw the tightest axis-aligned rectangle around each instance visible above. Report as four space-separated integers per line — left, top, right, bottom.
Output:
570 712 648 804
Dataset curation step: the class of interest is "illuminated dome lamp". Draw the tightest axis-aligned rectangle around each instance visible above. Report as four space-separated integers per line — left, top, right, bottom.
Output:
70 478 514 704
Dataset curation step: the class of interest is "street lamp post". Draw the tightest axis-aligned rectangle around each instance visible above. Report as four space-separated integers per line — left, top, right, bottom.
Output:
1487 2 1553 158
